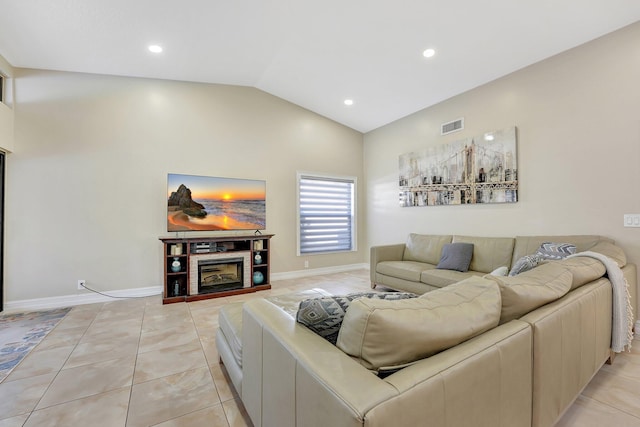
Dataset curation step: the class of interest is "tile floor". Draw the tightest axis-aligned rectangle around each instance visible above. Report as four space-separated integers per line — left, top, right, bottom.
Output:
0 269 638 426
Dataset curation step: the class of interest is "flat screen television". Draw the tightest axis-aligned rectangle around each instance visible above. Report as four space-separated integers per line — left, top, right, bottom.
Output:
167 173 266 232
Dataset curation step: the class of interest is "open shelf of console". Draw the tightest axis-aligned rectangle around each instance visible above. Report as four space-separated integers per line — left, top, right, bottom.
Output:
159 234 273 304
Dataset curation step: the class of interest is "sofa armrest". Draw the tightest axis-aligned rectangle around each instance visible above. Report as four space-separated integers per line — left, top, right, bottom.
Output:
519 278 612 427
242 298 398 427
370 244 405 284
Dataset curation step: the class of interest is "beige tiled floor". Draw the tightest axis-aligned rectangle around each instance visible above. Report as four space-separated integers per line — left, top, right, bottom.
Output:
0 269 639 426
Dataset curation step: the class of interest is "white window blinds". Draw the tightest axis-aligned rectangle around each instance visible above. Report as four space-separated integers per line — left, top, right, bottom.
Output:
298 174 355 254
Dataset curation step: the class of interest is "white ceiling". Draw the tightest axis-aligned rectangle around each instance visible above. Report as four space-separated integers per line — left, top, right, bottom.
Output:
1 1 639 133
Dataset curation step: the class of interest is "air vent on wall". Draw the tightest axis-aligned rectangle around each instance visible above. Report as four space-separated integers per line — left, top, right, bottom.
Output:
441 118 464 135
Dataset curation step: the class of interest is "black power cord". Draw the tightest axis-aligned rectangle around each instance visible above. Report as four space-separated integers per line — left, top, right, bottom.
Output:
78 282 154 299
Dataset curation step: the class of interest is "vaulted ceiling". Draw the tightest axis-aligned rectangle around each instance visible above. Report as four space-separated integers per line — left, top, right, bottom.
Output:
1 1 639 132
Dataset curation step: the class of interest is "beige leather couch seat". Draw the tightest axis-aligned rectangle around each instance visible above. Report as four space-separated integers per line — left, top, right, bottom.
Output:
376 260 433 282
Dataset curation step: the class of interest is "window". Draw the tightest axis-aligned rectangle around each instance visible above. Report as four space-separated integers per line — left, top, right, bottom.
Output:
297 173 356 255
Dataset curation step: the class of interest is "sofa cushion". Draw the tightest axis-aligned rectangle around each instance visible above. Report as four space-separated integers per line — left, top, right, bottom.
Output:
486 262 573 323
555 257 607 290
452 235 515 273
420 268 484 288
535 242 576 260
218 302 244 368
377 260 434 282
403 234 452 265
589 241 627 267
218 288 333 369
336 277 501 371
436 243 474 272
296 292 417 344
512 235 612 267
509 254 544 276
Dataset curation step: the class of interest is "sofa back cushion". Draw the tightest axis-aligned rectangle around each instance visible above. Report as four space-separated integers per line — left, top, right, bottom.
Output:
452 235 515 273
336 277 501 371
486 262 573 323
555 257 607 290
403 234 452 265
296 292 417 345
589 240 627 267
512 235 612 267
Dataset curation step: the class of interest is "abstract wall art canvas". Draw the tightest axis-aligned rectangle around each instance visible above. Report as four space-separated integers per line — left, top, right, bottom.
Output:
399 126 518 207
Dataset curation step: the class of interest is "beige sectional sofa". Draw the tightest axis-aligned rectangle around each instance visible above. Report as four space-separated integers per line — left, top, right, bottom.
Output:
370 234 634 295
217 234 637 427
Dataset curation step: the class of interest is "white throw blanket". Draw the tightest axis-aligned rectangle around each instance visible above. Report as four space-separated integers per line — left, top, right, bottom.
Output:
567 251 634 352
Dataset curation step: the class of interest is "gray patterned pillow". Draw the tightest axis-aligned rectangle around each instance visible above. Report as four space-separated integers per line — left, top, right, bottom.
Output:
535 242 576 260
509 253 544 276
296 292 417 344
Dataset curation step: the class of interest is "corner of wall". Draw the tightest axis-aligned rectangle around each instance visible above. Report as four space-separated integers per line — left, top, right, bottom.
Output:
0 53 15 152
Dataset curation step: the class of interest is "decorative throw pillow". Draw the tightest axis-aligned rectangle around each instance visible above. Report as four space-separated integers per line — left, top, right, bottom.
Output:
509 253 544 276
488 266 508 276
436 243 474 272
535 242 576 260
296 292 417 344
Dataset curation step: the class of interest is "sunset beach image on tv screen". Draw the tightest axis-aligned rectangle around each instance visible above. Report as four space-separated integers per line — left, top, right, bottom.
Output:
167 173 266 232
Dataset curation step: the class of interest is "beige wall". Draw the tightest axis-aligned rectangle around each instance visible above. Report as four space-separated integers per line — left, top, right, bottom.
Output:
364 23 640 277
7 69 364 301
6 22 640 303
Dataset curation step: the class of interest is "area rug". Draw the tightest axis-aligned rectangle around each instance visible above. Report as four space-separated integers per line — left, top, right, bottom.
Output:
0 307 72 382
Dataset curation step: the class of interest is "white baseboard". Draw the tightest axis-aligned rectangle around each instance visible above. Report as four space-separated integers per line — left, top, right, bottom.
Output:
4 272 639 341
271 263 369 281
2 265 369 312
3 286 163 312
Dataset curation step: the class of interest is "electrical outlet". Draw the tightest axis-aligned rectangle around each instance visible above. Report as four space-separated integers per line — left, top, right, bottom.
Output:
304 260 309 268
77 279 86 290
623 214 640 227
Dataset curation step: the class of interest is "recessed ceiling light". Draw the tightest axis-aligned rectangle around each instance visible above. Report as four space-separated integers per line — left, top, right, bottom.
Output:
344 99 354 106
423 48 436 58
484 133 495 141
148 45 163 53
